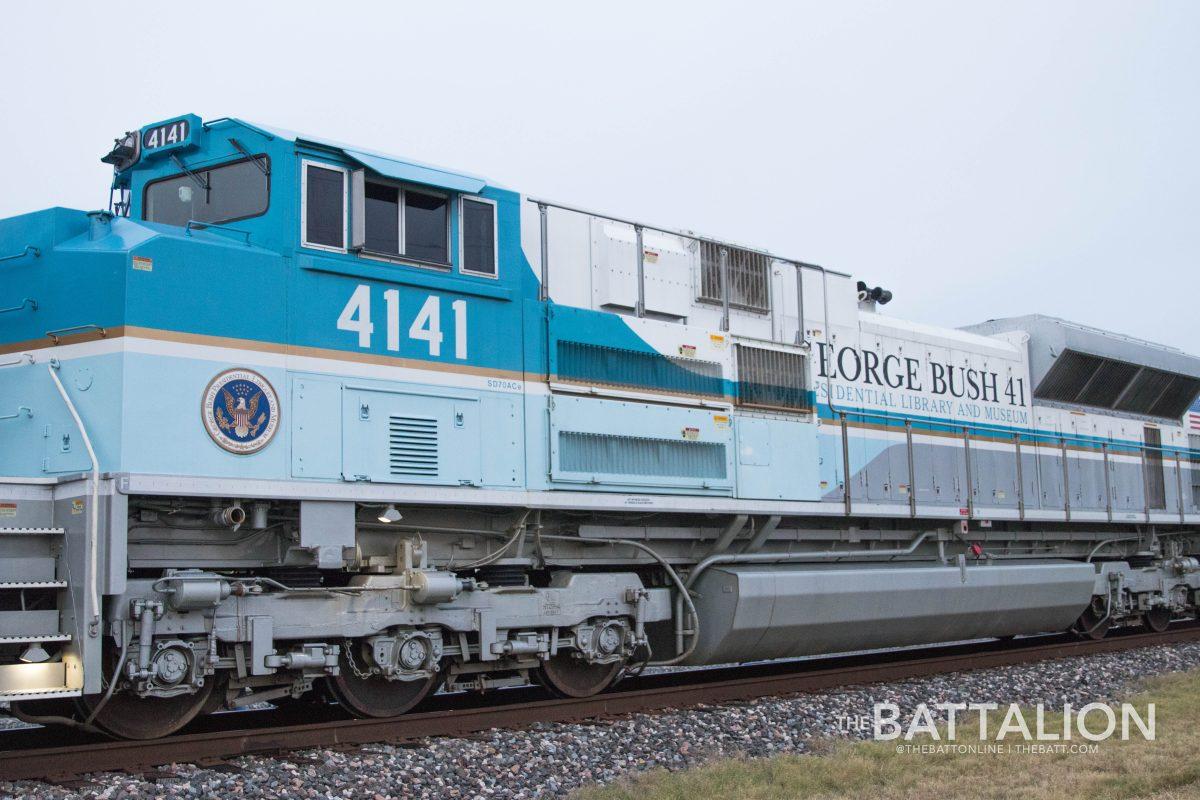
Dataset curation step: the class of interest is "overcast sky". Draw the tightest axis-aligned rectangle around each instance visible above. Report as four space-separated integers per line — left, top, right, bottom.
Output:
3 2 1196 350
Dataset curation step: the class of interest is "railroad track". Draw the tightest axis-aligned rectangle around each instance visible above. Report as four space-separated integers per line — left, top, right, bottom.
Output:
3 624 1198 784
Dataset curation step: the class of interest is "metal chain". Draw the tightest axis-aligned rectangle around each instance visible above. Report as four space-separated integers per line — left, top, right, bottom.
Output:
341 639 375 680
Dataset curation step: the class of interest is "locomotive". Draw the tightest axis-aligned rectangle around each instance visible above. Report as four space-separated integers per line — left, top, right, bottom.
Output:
1 114 1198 738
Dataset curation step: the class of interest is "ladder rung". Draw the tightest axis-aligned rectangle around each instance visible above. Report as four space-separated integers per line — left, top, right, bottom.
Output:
0 633 70 644
0 527 64 536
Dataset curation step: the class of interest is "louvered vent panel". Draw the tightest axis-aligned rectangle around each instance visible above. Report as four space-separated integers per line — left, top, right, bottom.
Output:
735 344 810 412
388 416 438 477
1077 358 1140 408
697 241 771 312
559 432 726 479
556 340 723 397
1116 368 1175 415
1035 349 1200 419
1036 351 1102 403
1150 375 1200 419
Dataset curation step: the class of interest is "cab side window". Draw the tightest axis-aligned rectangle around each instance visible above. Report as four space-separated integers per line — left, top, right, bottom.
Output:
460 196 497 277
361 179 449 266
302 162 347 250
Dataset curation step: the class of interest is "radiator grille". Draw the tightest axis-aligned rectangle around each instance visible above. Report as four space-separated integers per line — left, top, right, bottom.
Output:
388 416 438 477
556 340 723 397
1035 349 1200 420
698 241 770 313
559 432 727 479
735 344 810 412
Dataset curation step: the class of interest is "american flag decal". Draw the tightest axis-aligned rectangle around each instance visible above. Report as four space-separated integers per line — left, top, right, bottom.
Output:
1190 397 1200 431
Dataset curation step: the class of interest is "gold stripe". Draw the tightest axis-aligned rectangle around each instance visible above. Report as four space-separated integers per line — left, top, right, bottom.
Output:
0 326 122 356
1 325 526 383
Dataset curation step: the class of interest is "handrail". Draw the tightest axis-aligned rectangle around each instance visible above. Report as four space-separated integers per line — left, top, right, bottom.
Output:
634 225 646 318
526 197 851 278
0 406 32 421
537 203 550 302
0 297 37 314
185 220 252 245
530 196 832 349
46 324 107 345
0 354 34 368
47 361 101 638
0 245 40 265
202 117 277 141
719 247 730 331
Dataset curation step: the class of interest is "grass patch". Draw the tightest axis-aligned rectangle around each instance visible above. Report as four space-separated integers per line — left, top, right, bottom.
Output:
574 670 1200 800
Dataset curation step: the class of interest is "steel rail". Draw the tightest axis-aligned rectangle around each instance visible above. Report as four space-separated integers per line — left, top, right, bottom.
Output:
3 624 1199 784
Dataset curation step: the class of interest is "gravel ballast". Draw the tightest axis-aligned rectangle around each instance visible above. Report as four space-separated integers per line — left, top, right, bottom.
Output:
3 641 1199 800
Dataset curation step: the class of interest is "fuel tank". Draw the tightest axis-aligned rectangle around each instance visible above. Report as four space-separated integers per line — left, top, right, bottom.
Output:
682 559 1096 665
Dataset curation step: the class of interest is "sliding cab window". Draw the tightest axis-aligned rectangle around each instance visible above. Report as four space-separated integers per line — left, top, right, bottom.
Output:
143 156 270 228
460 196 497 278
360 178 449 266
302 161 348 250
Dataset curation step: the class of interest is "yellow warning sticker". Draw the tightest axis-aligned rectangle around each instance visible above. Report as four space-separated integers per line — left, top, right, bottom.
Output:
709 333 726 349
713 414 730 428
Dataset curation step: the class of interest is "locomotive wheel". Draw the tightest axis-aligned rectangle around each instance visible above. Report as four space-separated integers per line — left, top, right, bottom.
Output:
327 649 439 718
1143 607 1172 633
535 653 623 699
199 673 229 715
78 680 215 740
1071 598 1112 641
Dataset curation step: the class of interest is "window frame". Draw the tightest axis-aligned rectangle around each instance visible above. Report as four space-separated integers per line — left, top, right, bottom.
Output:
300 159 349 253
141 154 272 228
358 176 453 270
458 194 499 279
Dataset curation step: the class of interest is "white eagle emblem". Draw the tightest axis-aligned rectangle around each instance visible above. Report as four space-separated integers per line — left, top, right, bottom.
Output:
217 387 266 439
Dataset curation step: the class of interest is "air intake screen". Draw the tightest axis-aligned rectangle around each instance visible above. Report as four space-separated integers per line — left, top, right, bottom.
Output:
556 340 723 398
1035 349 1200 420
559 432 727 479
389 416 438 477
735 344 810 412
698 241 771 312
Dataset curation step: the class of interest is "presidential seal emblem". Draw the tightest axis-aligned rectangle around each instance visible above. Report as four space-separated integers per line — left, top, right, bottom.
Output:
201 369 279 454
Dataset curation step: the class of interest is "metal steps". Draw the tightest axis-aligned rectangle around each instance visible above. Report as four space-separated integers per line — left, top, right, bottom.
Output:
0 486 75 701
0 662 77 703
0 687 81 703
0 633 71 645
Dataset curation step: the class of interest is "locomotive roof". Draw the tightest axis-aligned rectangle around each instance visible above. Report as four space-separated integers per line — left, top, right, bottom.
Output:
240 118 496 194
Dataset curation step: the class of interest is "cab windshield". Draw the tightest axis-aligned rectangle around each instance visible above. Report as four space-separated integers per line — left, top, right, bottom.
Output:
143 156 269 227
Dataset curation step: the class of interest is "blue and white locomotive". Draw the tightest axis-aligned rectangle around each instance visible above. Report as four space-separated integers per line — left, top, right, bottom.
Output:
1 114 1198 738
